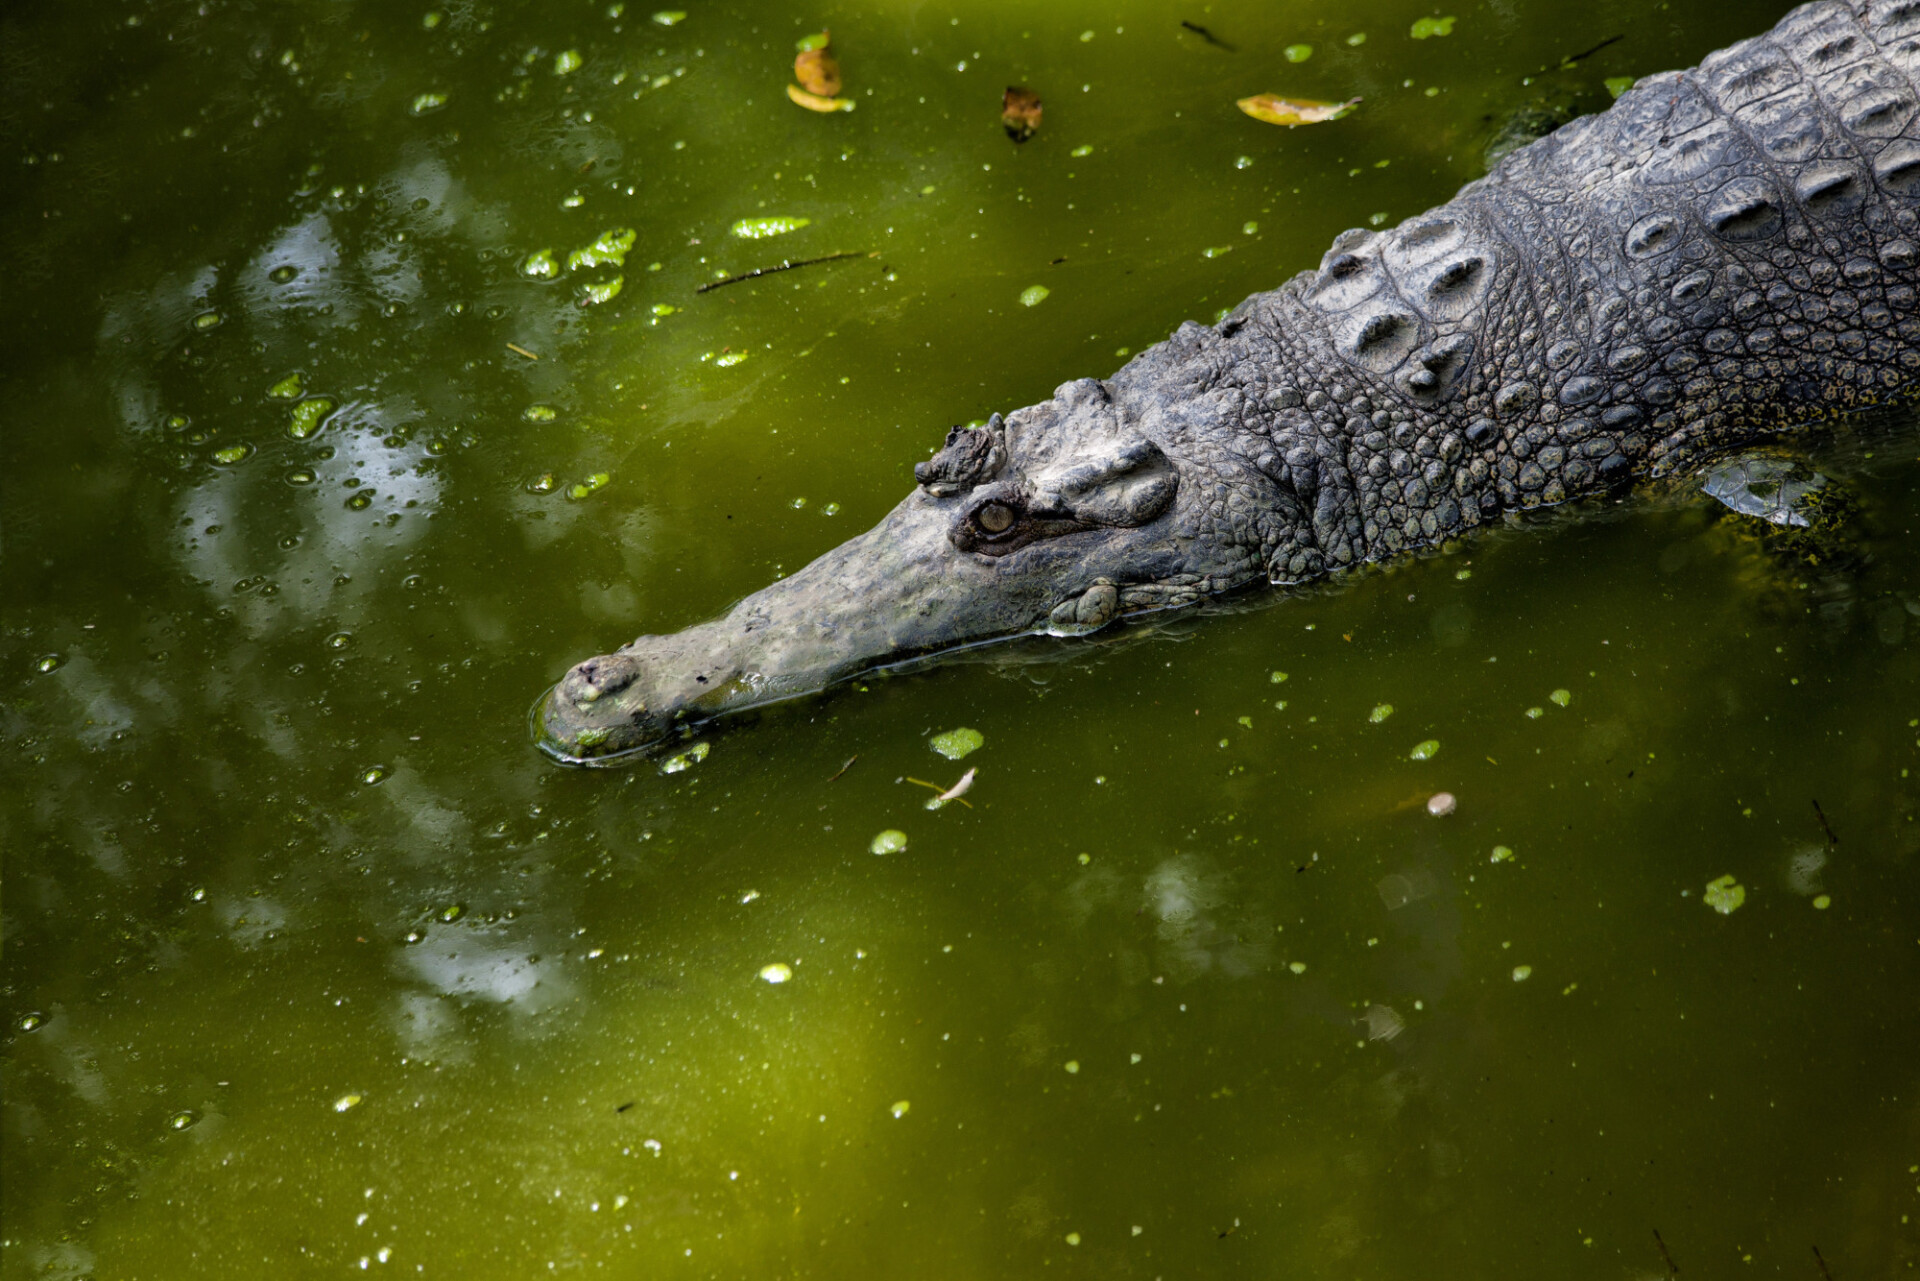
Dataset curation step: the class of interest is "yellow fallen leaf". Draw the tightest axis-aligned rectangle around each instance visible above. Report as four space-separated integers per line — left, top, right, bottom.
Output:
795 31 842 97
1236 94 1361 126
788 83 854 113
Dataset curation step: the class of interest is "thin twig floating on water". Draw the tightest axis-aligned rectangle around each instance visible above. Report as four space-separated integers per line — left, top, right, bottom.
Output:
1560 33 1624 65
696 251 872 294
506 342 540 360
1653 1228 1679 1277
1811 798 1839 846
905 775 974 809
1812 1245 1834 1280
827 754 858 782
1180 20 1235 50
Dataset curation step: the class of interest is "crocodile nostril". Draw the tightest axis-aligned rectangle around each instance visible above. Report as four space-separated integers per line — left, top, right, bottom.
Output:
567 653 640 704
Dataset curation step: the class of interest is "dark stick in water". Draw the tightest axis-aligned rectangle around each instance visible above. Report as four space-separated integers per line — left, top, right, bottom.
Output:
696 251 870 294
1812 1244 1835 1279
1653 1228 1680 1276
1179 20 1235 51
1811 798 1839 846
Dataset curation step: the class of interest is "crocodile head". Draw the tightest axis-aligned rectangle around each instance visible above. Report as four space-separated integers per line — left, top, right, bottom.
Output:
536 377 1221 764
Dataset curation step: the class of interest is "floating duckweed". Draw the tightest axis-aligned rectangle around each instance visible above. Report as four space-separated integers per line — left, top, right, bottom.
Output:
522 249 558 278
422 11 442 28
1079 29 1095 41
192 310 223 330
166 414 190 430
1271 671 1289 683
758 962 793 984
1235 155 1254 169
409 92 448 115
1605 75 1635 98
1370 703 1394 723
333 1093 363 1112
554 49 583 75
890 1100 911 1118
652 9 686 24
346 491 374 511
1284 43 1313 61
1812 894 1832 909
268 372 304 399
19 1012 46 1031
568 227 637 270
361 765 388 785
1491 844 1515 863
1512 965 1532 981
821 502 841 515
438 904 465 922
1410 15 1456 38
579 275 624 304
1019 284 1050 306
1525 706 1545 719
1063 1060 1080 1074
1704 874 1746 914
1347 31 1368 45
1070 144 1095 159
169 1110 198 1131
212 443 253 465
713 351 748 367
287 398 337 440
524 404 557 422
1202 245 1232 259
1237 715 1253 729
1288 961 1307 975
34 655 63 674
325 631 353 650
1065 1232 1082 1246
1549 688 1572 707
526 474 557 494
930 727 984 759
731 216 811 239
870 829 909 855
1243 221 1259 234
567 473 611 500
1409 739 1440 761
659 742 711 774
651 303 678 316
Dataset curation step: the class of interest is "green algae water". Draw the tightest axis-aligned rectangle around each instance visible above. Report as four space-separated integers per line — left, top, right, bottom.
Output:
5 0 1919 1274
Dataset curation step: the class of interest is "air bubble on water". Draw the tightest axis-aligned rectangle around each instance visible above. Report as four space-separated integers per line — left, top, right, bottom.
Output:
169 1110 199 1131
34 654 63 674
325 632 353 650
361 766 388 785
269 265 298 284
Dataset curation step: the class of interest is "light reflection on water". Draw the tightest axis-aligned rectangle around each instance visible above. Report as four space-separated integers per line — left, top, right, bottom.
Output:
5 0 1919 1276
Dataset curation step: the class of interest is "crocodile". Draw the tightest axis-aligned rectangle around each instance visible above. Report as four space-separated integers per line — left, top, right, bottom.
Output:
538 0 1920 763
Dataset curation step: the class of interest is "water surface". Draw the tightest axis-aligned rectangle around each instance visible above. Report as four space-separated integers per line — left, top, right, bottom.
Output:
5 0 1919 1275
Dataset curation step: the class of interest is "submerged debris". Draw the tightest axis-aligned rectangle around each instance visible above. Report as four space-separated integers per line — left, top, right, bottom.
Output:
1358 1003 1405 1041
1002 86 1042 142
1704 874 1746 914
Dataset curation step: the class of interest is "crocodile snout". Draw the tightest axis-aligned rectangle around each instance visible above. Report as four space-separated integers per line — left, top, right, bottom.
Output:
564 651 641 706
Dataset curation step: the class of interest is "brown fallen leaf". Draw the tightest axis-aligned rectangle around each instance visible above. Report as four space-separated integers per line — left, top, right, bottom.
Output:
1002 85 1042 143
1236 94 1361 126
787 82 854 113
795 31 842 97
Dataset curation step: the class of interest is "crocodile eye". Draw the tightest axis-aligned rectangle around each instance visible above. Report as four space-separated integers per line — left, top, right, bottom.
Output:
975 501 1016 535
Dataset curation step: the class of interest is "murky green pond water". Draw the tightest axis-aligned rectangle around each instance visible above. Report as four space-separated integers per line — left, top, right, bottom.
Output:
6 0 1919 1275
